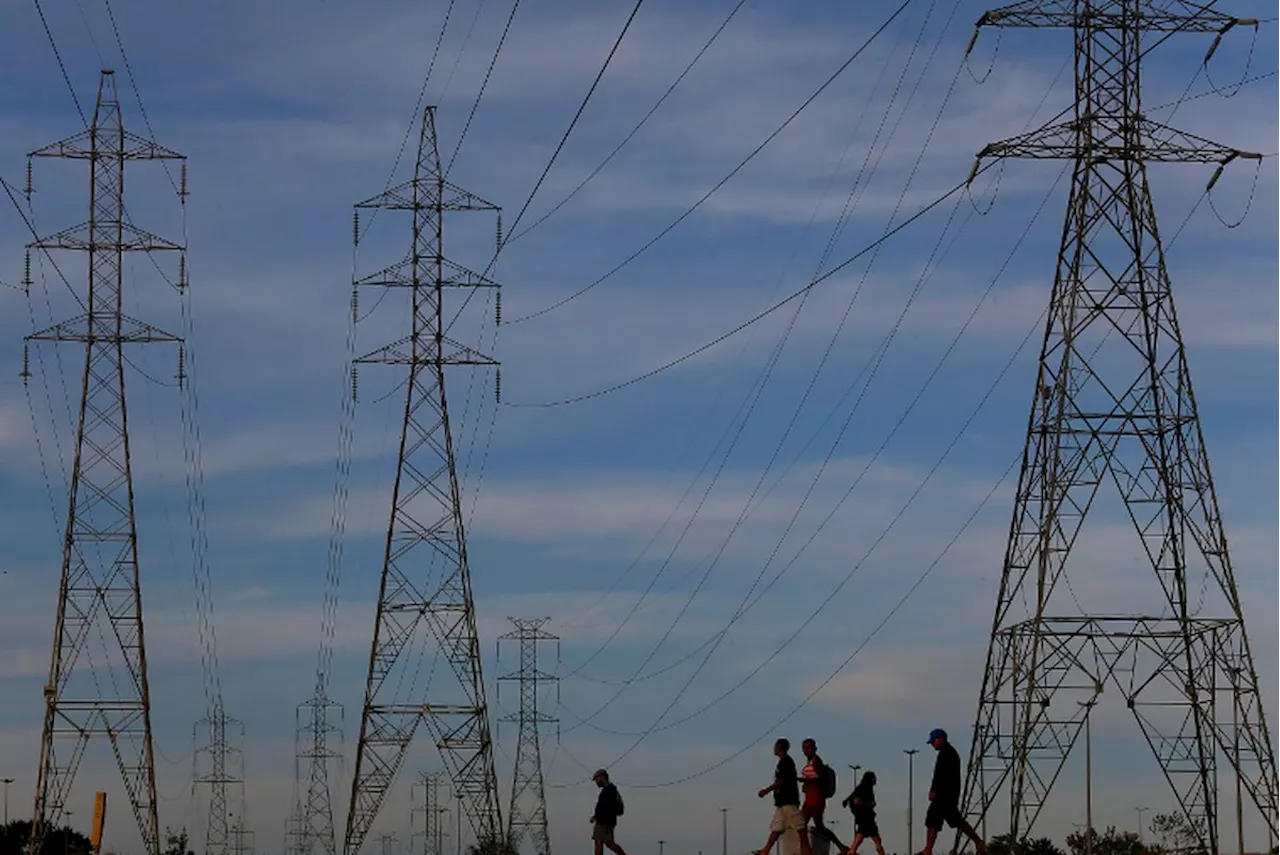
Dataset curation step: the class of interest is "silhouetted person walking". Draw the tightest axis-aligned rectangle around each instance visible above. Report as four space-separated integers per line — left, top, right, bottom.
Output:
591 768 628 855
753 738 813 855
842 771 885 855
919 729 985 855
800 738 846 853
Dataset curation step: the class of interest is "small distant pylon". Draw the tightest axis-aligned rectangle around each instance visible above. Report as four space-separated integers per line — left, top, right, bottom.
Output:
499 619 558 855
25 69 185 855
294 692 343 855
194 707 245 855
411 774 449 855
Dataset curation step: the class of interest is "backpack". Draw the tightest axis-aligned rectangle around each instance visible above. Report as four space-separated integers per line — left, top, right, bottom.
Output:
819 761 837 799
614 786 625 817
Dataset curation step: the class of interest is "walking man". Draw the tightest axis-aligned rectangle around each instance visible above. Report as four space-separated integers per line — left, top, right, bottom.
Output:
799 738 847 853
590 768 628 855
753 738 813 855
918 729 985 855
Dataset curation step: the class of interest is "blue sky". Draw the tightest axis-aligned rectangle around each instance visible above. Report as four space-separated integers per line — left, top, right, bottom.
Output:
0 1 1276 854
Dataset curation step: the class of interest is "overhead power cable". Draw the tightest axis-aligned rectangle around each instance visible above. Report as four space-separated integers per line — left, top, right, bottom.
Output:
445 0 524 176
502 0 915 326
560 0 958 683
32 0 86 125
503 164 994 408
505 0 750 246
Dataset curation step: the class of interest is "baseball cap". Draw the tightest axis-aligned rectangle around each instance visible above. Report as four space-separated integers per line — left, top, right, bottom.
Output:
927 728 947 743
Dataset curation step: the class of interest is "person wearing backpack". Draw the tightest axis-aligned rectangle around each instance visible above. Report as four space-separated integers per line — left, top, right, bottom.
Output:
590 768 628 855
800 738 848 854
841 770 886 855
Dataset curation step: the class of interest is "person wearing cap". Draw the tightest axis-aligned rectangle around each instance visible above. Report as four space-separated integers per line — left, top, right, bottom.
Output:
919 729 985 855
590 768 628 855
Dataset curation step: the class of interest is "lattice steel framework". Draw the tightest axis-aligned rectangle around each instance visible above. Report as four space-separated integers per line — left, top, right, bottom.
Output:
343 104 503 853
411 773 449 855
25 70 185 855
195 708 246 855
957 3 1277 853
498 619 557 855
293 694 343 855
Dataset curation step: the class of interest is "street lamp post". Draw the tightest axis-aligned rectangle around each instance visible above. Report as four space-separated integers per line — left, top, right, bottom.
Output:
659 839 666 855
848 765 862 842
904 750 918 855
1 777 13 826
1078 700 1097 855
722 807 729 855
1136 807 1148 845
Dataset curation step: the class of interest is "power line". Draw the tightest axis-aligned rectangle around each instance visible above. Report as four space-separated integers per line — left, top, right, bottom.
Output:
445 0 524 176
502 0 915 326
32 0 86 125
505 0 750 245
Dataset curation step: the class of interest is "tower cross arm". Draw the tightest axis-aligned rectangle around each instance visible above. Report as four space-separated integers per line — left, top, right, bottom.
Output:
26 313 182 344
28 221 185 253
354 336 498 366
30 129 185 161
972 0 1249 32
970 117 1261 169
355 180 500 213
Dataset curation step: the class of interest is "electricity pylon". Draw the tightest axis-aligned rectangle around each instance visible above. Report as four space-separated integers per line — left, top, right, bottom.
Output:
24 69 185 855
411 774 449 855
343 104 503 853
957 3 1277 852
195 709 246 855
293 693 343 855
499 619 557 855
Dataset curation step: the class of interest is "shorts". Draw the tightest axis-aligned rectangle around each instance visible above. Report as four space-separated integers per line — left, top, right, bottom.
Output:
924 801 964 832
593 823 616 844
854 817 880 838
770 805 806 833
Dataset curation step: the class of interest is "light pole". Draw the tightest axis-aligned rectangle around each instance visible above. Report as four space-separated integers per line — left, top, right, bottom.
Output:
1078 700 1096 855
1135 807 1148 845
904 750 918 855
1 777 12 826
849 765 862 842
722 807 729 855
659 839 666 855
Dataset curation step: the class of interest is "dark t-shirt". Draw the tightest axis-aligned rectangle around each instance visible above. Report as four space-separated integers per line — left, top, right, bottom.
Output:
594 783 622 827
774 755 800 807
930 742 962 805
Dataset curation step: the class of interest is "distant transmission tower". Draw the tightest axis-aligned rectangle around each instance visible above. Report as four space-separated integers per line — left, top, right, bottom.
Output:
343 104 504 853
957 3 1277 852
24 69 185 855
293 693 343 855
498 619 558 855
411 774 448 855
195 709 246 855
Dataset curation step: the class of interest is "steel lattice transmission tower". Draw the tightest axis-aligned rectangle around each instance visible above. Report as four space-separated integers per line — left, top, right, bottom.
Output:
292 694 343 855
23 70 185 855
412 774 449 855
195 709 246 855
343 104 504 853
956 3 1277 852
498 619 558 855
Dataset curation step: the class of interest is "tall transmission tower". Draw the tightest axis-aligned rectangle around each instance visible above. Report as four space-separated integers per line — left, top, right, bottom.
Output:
957 3 1277 852
24 69 185 855
195 709 246 855
343 104 504 853
498 619 557 855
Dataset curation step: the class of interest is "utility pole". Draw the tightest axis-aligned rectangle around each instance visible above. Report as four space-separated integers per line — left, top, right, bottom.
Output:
956 3 1279 852
25 69 186 855
1077 700 1096 855
412 774 444 855
499 618 558 855
904 750 917 855
343 104 505 854
721 807 728 855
